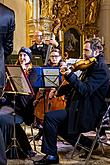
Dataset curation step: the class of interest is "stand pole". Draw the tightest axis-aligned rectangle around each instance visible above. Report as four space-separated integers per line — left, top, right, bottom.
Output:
5 94 27 159
29 89 47 142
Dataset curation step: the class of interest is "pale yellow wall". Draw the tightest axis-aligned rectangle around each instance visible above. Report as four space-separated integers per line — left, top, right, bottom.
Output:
97 0 110 64
0 0 4 3
3 0 26 53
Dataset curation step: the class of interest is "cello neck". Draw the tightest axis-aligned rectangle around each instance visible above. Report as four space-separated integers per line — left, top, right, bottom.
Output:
44 33 55 66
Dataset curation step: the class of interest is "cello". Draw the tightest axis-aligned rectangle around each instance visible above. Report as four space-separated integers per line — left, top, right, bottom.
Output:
34 19 66 122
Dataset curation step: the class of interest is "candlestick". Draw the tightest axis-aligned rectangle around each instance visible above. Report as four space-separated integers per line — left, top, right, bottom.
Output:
102 36 104 45
59 30 62 42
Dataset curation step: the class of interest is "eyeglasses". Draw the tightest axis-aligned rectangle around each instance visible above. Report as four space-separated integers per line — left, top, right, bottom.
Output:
50 56 60 58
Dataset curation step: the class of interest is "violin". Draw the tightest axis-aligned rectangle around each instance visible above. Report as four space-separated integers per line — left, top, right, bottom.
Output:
70 57 97 72
58 57 97 93
60 57 97 75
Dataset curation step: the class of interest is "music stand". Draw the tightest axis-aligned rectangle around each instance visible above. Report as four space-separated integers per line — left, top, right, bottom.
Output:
29 67 60 141
4 65 34 159
30 66 61 88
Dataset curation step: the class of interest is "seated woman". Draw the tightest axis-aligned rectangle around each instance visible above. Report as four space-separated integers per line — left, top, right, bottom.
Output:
33 48 67 137
0 47 37 158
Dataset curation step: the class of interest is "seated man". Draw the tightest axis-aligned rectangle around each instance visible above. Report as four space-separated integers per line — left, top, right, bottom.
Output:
34 37 110 164
0 47 37 158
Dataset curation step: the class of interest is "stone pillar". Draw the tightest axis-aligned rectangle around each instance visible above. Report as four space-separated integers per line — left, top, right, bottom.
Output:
97 0 110 64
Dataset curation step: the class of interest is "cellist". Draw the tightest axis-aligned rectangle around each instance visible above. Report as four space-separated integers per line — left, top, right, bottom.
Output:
34 48 67 123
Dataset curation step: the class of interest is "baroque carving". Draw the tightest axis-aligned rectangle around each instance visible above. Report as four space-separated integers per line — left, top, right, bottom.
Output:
26 0 101 48
40 0 101 34
52 0 79 31
41 0 54 19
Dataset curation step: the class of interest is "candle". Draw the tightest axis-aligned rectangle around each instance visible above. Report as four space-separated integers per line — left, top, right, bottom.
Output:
102 36 104 45
59 30 62 42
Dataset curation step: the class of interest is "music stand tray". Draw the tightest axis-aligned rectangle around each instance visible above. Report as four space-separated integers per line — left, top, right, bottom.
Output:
29 66 61 88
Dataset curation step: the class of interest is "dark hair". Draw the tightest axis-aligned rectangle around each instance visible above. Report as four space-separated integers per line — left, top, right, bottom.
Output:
50 48 61 55
84 37 103 52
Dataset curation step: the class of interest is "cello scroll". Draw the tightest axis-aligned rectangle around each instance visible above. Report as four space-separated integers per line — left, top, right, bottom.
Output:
44 18 61 66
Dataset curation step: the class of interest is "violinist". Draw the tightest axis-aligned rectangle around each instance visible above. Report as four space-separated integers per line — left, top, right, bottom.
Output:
0 47 37 158
34 37 110 165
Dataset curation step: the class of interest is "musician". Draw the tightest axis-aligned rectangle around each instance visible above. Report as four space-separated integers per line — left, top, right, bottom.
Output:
34 37 110 165
29 30 59 64
47 48 63 66
33 48 66 134
0 47 37 158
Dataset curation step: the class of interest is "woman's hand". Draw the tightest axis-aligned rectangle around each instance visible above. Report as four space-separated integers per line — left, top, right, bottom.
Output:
49 88 57 99
33 99 38 107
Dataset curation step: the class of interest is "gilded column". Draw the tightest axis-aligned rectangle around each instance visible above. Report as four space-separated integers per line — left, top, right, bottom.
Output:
36 0 40 21
40 0 54 41
26 0 40 46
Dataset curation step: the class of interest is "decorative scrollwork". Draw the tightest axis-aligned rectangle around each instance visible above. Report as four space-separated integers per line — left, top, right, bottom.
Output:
52 0 79 30
26 0 101 47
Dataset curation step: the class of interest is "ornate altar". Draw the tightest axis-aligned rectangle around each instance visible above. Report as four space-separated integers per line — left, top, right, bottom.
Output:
26 0 101 58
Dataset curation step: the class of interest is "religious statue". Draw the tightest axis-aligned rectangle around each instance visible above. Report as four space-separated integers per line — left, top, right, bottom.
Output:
85 0 101 24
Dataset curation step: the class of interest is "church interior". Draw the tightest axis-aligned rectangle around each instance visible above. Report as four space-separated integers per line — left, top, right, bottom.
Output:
1 0 110 165
1 0 110 64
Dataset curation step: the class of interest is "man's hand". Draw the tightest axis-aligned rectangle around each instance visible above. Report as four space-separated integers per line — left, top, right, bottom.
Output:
49 39 58 47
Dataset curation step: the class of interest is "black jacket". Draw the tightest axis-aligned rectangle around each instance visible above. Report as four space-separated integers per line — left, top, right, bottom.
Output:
0 3 15 88
29 43 48 64
58 54 110 134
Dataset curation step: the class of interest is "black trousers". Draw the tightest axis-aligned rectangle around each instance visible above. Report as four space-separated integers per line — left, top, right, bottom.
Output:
0 128 7 165
41 109 97 156
0 113 32 156
41 110 79 156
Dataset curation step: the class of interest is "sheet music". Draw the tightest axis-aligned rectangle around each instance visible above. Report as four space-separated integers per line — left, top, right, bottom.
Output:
43 68 60 87
30 67 60 88
5 65 34 95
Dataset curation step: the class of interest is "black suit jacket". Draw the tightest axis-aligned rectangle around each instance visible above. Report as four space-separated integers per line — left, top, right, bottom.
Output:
0 3 15 88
